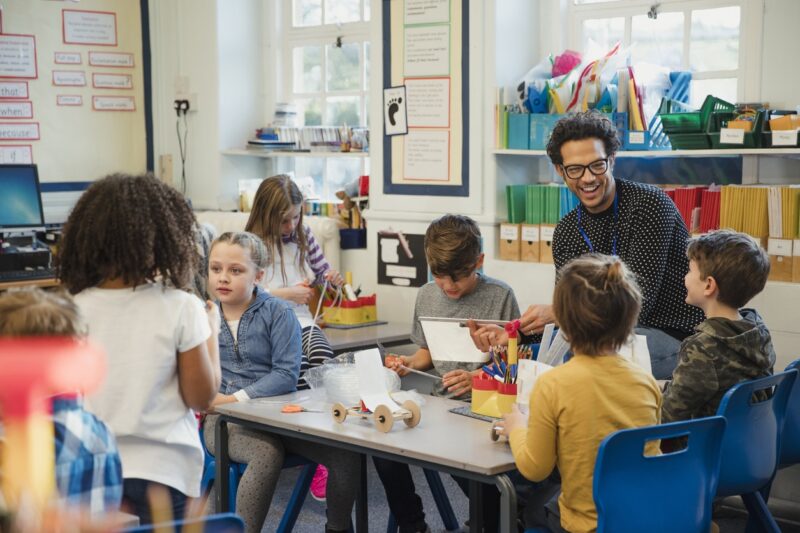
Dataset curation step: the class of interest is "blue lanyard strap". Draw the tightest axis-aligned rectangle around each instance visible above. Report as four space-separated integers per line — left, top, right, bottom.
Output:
577 192 618 256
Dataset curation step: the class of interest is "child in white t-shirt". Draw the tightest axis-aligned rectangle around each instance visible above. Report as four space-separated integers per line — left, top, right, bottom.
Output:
58 173 221 525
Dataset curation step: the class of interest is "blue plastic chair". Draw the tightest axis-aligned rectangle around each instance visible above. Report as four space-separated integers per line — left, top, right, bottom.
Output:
593 417 727 533
715 369 798 533
200 429 317 533
122 512 244 532
779 360 800 466
385 468 460 532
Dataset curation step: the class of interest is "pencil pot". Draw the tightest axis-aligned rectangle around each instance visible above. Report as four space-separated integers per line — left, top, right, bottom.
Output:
496 383 518 415
471 375 500 418
340 228 366 249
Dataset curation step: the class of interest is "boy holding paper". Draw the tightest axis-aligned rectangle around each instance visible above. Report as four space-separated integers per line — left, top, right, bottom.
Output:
662 230 775 423
380 214 521 533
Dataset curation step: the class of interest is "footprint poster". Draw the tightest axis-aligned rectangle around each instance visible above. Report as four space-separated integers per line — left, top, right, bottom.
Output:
383 85 408 136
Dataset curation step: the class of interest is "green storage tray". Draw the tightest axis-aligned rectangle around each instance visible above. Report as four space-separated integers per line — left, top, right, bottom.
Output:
659 95 735 134
708 109 764 149
667 132 712 150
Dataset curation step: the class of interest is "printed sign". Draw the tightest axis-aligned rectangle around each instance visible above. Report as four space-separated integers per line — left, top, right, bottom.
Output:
0 101 33 119
0 81 28 99
88 51 134 68
57 95 83 106
0 122 40 140
53 70 87 86
54 51 82 64
63 10 117 46
0 34 37 78
92 95 135 111
0 144 32 164
92 73 133 89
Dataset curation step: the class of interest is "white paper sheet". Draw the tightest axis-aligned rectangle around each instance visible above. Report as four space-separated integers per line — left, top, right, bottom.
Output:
355 349 400 412
516 360 553 407
419 318 490 363
618 334 652 375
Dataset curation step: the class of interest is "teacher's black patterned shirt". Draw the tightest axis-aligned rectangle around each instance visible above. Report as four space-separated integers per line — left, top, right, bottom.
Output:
552 178 704 335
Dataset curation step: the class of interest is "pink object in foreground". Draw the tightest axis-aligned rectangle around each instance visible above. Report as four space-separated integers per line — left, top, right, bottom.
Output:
552 50 582 77
0 337 106 510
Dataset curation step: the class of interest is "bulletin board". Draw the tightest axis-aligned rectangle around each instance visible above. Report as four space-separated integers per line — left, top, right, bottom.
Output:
382 0 470 197
0 0 146 184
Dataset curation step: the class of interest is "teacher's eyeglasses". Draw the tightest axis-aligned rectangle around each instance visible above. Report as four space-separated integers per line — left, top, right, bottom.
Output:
561 158 609 180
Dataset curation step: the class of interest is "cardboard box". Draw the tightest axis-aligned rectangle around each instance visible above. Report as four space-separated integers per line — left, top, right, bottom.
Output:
499 223 521 261
768 238 793 282
539 224 556 264
793 240 800 283
520 224 540 262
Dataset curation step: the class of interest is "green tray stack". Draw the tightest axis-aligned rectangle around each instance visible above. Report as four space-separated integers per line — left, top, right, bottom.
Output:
658 95 736 149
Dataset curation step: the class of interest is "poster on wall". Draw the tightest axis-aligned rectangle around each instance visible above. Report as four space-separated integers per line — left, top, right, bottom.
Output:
0 122 40 140
382 0 469 197
57 95 83 106
0 81 29 99
0 34 38 79
63 10 118 46
54 52 82 65
92 73 133 89
89 51 134 68
383 86 408 136
92 95 135 111
52 70 86 86
0 101 33 119
377 231 428 287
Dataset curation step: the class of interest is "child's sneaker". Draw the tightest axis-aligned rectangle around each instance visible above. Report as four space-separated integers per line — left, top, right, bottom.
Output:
310 464 328 502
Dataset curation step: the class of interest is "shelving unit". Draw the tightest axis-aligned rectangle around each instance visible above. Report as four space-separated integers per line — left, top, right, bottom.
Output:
222 149 369 159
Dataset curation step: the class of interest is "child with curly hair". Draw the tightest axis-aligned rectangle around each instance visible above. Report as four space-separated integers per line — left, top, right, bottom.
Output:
58 173 221 524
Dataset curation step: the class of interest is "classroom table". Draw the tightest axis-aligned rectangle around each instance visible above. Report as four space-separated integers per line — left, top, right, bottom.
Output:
214 392 518 532
0 277 59 291
323 322 413 354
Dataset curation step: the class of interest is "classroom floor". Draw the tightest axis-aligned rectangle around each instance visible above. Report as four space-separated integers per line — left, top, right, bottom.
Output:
261 461 800 532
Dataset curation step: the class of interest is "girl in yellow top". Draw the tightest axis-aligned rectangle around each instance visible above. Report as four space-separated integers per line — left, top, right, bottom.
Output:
497 254 662 533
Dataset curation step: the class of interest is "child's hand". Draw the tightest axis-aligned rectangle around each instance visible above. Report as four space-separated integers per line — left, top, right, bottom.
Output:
384 354 410 376
212 393 237 408
467 320 507 351
324 269 345 287
496 404 527 436
442 369 473 397
205 300 221 335
286 284 315 304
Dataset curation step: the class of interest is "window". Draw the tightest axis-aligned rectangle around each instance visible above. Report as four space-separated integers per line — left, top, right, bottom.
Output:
567 0 763 109
281 0 371 202
285 0 370 127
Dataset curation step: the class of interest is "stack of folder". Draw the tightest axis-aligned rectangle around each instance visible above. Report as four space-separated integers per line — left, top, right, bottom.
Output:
720 186 769 239
673 186 705 233
506 185 527 224
767 186 800 239
699 188 721 234
559 187 580 219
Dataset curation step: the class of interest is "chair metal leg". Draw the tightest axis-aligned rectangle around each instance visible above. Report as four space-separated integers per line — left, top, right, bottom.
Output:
741 492 781 533
422 469 460 531
276 463 317 533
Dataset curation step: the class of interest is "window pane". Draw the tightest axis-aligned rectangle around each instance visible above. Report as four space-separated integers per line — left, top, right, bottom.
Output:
582 17 624 60
295 97 323 126
364 41 370 90
689 78 737 109
325 0 360 24
326 96 361 126
293 0 322 27
327 43 361 91
631 12 683 70
323 158 363 200
292 158 325 199
690 7 740 72
293 46 322 93
574 0 623 4
364 0 370 21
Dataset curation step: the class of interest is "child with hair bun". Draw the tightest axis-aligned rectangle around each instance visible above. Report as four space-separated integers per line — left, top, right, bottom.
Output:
496 254 662 533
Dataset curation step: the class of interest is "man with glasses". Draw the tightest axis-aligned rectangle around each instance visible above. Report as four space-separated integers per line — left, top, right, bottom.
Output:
473 111 703 378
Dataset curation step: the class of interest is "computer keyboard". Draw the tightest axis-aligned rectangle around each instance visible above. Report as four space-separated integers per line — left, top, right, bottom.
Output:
0 267 57 282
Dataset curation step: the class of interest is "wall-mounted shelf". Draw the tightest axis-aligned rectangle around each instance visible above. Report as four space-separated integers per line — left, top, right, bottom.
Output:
494 148 800 158
222 149 369 159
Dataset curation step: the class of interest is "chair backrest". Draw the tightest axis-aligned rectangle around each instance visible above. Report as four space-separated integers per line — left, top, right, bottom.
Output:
122 512 244 532
715 369 798 497
593 416 726 533
781 360 800 466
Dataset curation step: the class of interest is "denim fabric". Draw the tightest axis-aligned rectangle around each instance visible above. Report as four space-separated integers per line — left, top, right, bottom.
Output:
635 325 682 380
217 287 302 398
122 478 187 525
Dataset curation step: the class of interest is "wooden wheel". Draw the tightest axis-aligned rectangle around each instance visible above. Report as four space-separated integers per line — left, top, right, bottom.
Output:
373 404 394 433
402 400 421 428
332 402 348 424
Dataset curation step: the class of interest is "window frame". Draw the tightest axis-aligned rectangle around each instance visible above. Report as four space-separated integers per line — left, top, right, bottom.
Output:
564 0 764 103
282 0 371 127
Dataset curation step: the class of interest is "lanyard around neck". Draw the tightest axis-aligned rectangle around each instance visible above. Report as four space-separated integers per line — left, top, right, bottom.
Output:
577 191 618 256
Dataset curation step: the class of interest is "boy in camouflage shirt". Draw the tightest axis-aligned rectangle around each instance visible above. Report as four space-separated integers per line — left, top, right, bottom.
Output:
662 230 775 422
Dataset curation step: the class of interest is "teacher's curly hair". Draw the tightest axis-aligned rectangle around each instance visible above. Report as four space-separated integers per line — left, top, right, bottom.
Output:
546 111 622 166
58 173 198 294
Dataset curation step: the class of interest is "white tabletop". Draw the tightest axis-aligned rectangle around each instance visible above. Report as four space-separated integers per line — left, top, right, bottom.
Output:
214 391 516 476
323 322 413 353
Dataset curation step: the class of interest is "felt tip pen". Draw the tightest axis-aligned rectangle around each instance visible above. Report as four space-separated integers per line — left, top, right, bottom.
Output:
458 319 510 327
